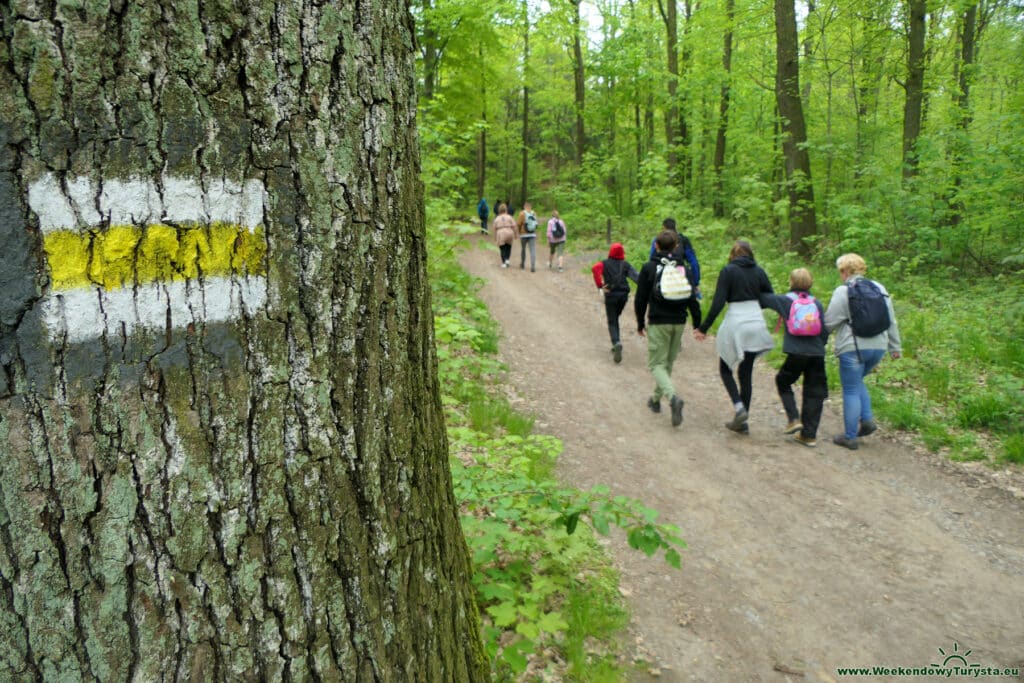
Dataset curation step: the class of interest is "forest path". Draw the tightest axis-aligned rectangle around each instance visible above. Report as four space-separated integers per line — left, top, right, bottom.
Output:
458 234 1024 682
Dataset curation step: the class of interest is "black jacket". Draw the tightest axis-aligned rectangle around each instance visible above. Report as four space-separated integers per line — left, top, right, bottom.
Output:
698 256 774 333
634 253 702 331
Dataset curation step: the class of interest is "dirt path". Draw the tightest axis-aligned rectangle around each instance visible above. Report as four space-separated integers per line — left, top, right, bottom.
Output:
459 236 1024 682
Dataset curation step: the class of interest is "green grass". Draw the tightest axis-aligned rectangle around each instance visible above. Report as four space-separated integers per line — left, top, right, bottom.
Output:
1002 434 1024 464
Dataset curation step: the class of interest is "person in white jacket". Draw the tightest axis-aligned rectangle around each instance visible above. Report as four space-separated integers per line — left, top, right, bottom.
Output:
824 253 902 450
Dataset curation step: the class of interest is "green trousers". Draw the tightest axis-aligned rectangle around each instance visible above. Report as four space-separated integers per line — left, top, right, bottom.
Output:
646 323 685 402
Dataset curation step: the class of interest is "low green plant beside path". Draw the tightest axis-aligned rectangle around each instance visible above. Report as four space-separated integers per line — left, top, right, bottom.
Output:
429 222 685 680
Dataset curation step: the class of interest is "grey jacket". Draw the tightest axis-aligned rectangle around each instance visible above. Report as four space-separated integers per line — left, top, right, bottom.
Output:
824 275 901 357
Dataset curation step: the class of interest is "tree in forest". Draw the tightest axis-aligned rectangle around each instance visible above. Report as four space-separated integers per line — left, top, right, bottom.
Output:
901 0 927 179
774 0 818 254
0 2 487 680
657 0 680 174
713 0 735 218
570 0 587 166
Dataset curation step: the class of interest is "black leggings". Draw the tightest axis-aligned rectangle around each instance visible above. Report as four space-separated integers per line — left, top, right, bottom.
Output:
720 352 757 411
499 243 512 263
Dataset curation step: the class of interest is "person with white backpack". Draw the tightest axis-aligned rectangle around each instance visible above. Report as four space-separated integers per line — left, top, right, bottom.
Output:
694 240 775 434
759 268 830 447
515 202 539 272
634 230 702 427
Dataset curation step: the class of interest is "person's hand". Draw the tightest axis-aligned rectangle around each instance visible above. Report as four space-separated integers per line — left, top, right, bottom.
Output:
693 329 706 342
637 327 646 338
891 350 901 359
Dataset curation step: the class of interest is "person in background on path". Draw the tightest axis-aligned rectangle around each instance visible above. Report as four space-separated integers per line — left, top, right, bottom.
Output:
592 242 640 363
694 240 775 434
824 253 902 450
635 230 702 427
492 203 517 268
650 218 701 298
516 202 540 272
476 197 489 235
547 211 567 271
759 268 830 447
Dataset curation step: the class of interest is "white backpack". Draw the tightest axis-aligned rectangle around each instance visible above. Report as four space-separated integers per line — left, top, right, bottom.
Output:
653 258 693 301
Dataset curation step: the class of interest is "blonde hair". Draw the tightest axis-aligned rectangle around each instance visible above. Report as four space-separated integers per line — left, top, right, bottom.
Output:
835 253 867 276
789 267 813 291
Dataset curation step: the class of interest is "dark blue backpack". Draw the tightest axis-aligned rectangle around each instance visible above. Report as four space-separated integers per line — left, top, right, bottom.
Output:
847 279 890 337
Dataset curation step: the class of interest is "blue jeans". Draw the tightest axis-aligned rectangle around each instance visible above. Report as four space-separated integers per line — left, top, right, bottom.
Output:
838 350 885 439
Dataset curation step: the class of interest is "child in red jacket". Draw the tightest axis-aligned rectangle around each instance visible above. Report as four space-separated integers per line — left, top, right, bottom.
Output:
592 243 640 363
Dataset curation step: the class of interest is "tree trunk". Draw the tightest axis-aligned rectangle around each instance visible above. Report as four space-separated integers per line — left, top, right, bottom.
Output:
948 1 977 226
775 0 818 254
571 0 586 166
521 5 530 205
713 0 735 218
0 2 487 680
422 0 440 100
658 0 679 171
478 46 488 201
902 0 927 179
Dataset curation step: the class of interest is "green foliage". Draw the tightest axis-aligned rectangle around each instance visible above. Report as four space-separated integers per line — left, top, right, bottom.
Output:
428 219 685 680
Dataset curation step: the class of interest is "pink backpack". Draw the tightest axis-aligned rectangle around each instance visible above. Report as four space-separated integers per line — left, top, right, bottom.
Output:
785 292 822 336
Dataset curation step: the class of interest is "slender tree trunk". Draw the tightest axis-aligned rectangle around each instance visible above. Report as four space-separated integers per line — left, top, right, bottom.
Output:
801 0 816 106
422 0 439 100
0 2 487 680
775 0 818 253
678 0 695 190
658 0 679 171
521 5 530 204
949 2 977 226
713 0 735 218
902 0 927 179
478 47 488 201
571 0 586 166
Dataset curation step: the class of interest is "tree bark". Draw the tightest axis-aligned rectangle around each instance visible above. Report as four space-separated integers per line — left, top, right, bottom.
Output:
571 0 586 166
478 45 488 201
948 1 977 226
658 0 679 171
0 2 487 680
774 0 818 254
902 0 927 179
521 3 530 205
713 0 735 218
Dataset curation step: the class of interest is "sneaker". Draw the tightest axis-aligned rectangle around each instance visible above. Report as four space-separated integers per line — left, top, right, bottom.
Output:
612 343 623 364
558 266 564 272
783 420 803 435
857 419 878 437
726 421 749 434
531 266 535 272
502 262 509 268
832 434 859 450
725 407 749 431
670 396 684 427
792 433 817 448
647 398 661 414
520 263 525 270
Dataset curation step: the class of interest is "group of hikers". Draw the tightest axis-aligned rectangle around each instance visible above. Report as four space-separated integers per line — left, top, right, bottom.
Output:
586 218 902 450
478 197 568 272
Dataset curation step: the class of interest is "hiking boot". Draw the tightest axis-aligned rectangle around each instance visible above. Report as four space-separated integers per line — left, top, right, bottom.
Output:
857 419 878 437
792 433 817 448
647 398 661 414
783 419 803 435
612 343 623 364
725 407 749 431
670 396 684 427
833 434 860 450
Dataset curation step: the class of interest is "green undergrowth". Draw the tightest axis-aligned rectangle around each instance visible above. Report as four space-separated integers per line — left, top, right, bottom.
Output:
567 211 1023 466
429 221 685 680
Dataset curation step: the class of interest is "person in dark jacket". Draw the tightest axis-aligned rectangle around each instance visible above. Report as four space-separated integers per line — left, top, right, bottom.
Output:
649 217 701 296
592 243 640 363
476 198 489 235
694 240 774 434
635 230 702 427
759 268 830 447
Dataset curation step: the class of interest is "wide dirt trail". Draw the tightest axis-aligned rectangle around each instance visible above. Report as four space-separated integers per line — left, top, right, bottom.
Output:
459 236 1024 682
